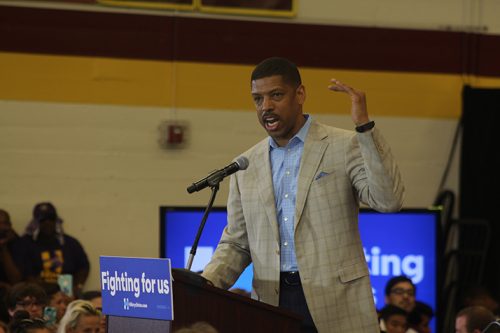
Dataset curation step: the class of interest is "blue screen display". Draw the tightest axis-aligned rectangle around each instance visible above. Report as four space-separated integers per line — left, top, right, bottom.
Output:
160 207 438 330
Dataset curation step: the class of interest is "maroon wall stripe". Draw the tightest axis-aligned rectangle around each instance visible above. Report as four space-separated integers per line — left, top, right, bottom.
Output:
1 5 499 76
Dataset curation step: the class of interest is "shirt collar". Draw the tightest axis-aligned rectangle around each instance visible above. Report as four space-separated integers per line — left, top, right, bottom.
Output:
269 115 312 149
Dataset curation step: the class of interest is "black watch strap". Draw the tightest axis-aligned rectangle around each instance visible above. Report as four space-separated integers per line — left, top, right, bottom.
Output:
355 120 375 133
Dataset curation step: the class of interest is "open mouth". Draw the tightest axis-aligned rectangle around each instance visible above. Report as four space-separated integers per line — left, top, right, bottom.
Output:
263 114 280 131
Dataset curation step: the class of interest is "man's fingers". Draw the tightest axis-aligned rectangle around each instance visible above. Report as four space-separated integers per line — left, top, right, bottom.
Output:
329 78 366 101
328 78 355 94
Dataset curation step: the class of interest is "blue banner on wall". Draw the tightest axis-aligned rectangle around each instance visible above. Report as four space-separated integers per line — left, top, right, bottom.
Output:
161 207 439 331
100 256 173 321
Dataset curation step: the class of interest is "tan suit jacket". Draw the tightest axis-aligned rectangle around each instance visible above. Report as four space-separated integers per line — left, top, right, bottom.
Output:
202 120 404 332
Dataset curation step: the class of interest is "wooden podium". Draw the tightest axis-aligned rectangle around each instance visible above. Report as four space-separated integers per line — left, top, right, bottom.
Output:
171 270 302 332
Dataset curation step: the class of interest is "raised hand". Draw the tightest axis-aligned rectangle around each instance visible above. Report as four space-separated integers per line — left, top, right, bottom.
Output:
328 79 370 126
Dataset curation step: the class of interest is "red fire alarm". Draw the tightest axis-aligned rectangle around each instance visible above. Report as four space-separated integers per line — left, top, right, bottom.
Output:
168 124 184 144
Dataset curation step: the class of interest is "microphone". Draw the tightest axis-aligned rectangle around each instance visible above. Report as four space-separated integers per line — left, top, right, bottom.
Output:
187 156 249 193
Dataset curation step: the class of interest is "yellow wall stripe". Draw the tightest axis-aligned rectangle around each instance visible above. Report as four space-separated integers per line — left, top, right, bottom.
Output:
2 52 500 118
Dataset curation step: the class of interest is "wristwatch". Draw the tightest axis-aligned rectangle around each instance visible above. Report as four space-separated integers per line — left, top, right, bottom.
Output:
355 120 375 133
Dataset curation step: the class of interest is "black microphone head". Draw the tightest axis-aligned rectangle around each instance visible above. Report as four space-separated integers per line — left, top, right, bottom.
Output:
235 156 249 170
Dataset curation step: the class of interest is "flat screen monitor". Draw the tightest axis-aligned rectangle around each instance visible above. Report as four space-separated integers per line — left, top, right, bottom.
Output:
160 207 439 329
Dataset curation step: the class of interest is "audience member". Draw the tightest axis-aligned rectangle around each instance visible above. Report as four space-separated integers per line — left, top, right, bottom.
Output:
80 292 101 310
13 202 90 295
0 209 22 287
482 321 500 333
407 301 434 333
455 306 495 333
0 288 10 328
6 282 47 320
379 305 408 333
380 276 418 333
9 310 50 333
80 291 104 333
57 300 101 333
385 276 417 313
174 322 218 333
41 282 68 324
0 321 7 333
462 286 500 317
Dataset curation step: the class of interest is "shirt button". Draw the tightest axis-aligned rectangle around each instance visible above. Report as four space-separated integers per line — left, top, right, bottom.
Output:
284 217 288 222
285 170 290 175
283 241 288 246
284 194 289 198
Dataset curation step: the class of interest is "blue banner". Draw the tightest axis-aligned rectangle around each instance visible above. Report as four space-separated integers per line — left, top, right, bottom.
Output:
161 207 439 331
100 256 173 321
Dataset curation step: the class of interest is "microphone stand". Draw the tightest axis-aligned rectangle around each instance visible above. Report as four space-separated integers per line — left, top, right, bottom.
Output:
173 179 221 286
186 183 219 271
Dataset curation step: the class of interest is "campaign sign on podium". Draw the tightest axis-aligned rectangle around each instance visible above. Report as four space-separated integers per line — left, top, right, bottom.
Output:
100 256 173 321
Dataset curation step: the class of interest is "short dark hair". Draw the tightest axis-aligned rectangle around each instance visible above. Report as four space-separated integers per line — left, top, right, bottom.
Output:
40 282 61 298
81 290 102 302
385 275 416 296
380 304 409 321
457 306 495 333
6 283 48 310
9 310 48 333
408 301 434 326
251 57 302 88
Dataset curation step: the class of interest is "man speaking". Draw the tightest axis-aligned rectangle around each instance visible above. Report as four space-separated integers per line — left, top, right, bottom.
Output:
201 57 405 332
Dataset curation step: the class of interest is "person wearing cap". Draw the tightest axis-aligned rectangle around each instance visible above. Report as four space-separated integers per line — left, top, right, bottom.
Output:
13 202 90 295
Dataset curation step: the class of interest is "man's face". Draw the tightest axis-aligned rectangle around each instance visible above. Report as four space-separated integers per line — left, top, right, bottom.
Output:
385 281 416 312
251 75 306 147
386 314 408 333
455 315 468 333
39 219 57 237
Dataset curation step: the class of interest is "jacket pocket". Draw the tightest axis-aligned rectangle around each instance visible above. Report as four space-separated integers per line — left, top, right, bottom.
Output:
339 261 369 283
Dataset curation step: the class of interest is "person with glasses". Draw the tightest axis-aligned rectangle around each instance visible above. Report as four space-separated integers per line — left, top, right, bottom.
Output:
6 282 47 320
379 276 418 333
385 276 417 313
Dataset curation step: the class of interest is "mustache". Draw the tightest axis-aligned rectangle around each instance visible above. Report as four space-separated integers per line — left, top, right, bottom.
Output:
262 111 279 120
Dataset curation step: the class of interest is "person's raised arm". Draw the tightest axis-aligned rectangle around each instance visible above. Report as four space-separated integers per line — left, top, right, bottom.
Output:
328 78 371 126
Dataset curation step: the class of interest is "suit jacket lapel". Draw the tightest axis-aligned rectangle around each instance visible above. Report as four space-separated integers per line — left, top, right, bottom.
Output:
253 140 280 244
295 121 329 231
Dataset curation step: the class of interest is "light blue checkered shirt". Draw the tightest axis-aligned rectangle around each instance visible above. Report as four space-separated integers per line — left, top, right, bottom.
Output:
269 115 312 272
